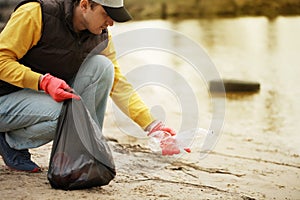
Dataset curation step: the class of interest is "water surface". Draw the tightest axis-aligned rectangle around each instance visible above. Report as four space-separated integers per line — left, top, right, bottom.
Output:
109 17 300 155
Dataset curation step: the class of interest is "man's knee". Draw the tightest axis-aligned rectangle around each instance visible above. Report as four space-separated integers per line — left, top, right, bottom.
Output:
94 55 114 83
78 55 114 83
73 55 114 95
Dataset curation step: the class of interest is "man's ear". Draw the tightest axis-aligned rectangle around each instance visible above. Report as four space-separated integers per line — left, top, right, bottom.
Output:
80 0 89 11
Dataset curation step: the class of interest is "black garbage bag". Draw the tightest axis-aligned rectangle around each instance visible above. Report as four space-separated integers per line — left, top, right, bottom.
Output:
47 99 116 190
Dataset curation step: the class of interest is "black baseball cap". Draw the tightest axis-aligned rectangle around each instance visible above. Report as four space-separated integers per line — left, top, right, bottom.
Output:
92 0 132 22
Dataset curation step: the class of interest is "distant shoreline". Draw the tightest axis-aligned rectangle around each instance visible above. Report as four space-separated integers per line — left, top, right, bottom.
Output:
125 0 300 20
1 0 300 25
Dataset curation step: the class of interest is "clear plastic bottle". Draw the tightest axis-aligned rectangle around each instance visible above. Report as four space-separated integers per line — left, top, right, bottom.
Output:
148 128 214 155
148 131 170 152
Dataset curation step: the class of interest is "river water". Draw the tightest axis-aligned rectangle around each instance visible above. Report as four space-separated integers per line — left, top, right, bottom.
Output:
109 16 300 156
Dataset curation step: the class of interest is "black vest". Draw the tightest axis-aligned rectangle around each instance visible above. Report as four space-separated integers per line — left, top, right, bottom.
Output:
0 0 108 95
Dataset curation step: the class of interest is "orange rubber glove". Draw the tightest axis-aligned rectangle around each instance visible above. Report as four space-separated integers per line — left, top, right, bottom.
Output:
147 121 191 155
147 121 176 137
39 74 80 102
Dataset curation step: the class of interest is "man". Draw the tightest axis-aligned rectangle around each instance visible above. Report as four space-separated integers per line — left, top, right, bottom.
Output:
0 0 180 173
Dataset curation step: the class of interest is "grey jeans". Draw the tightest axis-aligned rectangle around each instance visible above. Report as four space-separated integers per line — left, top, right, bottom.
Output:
0 55 114 150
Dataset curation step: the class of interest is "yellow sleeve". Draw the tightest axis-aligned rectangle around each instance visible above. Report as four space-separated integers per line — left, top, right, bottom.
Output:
0 2 42 90
101 32 155 129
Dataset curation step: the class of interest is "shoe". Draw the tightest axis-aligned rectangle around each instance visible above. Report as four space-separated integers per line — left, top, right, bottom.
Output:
0 133 41 172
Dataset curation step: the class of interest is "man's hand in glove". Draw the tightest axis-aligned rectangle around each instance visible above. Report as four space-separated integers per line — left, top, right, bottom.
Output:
146 120 190 155
39 74 80 102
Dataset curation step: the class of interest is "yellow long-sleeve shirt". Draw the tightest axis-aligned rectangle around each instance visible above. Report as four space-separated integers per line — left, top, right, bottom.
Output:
0 2 154 129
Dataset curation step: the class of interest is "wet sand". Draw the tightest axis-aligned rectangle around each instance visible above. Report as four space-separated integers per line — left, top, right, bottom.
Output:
0 116 299 200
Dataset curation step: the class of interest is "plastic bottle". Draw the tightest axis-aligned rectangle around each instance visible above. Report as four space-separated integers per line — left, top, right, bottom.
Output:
148 128 214 155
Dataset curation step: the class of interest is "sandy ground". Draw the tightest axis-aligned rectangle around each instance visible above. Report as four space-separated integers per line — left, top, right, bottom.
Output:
0 116 299 200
